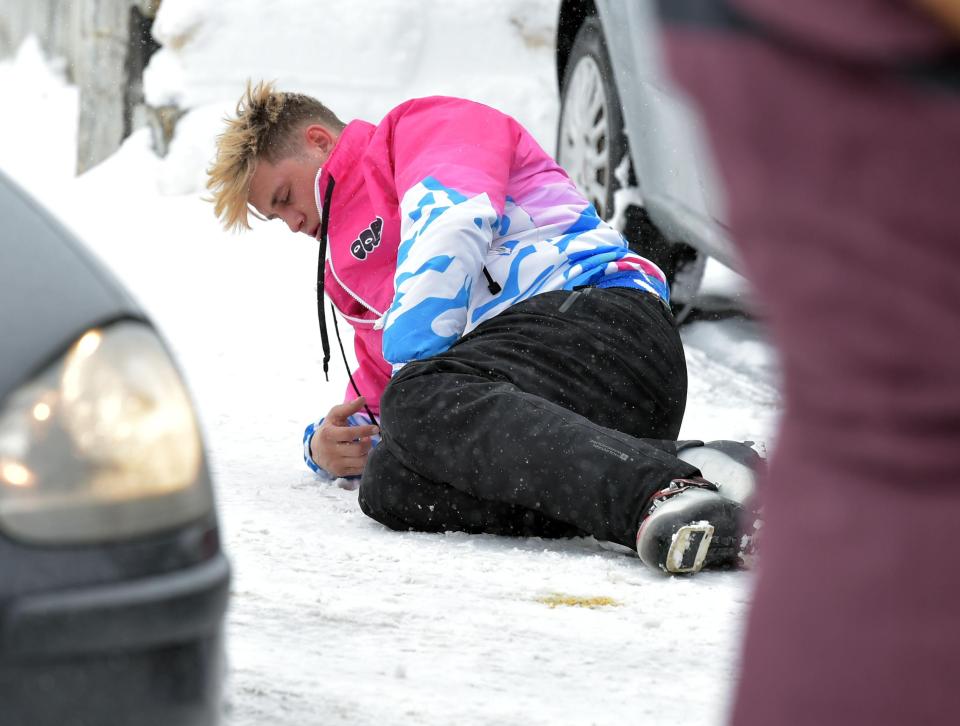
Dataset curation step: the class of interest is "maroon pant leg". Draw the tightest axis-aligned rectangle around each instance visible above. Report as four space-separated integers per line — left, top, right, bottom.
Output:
663 12 960 726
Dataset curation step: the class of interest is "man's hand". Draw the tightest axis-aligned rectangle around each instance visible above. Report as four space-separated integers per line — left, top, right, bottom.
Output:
309 397 380 477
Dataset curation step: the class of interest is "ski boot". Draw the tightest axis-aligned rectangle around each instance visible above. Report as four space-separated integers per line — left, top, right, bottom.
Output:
636 478 749 573
637 442 764 574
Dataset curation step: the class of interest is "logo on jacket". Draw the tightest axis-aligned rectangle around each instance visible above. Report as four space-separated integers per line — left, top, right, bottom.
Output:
350 217 384 261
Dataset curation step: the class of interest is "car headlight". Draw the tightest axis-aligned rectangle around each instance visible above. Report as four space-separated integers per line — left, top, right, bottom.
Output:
0 320 213 544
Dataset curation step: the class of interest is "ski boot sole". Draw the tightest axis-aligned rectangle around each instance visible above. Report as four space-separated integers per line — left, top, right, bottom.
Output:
665 521 715 573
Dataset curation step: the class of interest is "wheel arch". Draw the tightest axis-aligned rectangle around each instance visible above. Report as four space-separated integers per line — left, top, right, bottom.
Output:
556 0 598 91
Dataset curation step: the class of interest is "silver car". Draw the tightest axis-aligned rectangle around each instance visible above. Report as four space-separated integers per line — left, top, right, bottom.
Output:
556 0 736 303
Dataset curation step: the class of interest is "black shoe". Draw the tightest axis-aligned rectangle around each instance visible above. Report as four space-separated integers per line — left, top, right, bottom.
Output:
636 478 756 574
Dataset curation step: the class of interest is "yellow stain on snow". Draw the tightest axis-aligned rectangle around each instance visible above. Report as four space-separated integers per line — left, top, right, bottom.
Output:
537 594 621 609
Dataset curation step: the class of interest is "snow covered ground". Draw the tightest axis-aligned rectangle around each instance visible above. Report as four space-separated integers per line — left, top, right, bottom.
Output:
0 5 780 723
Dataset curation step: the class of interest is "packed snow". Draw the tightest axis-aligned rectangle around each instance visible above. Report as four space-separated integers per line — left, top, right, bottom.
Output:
0 3 780 723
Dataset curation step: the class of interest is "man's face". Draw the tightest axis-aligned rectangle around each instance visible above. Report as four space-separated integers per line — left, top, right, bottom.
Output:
247 124 338 238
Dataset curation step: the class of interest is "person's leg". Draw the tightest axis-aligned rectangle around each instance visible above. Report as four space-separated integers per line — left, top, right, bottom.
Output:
660 6 960 722
360 288 700 548
359 444 584 539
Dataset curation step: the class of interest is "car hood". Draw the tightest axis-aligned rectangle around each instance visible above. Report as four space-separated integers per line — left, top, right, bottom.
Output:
0 171 143 401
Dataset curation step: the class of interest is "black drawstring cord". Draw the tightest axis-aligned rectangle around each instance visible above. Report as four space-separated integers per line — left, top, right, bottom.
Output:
482 266 501 295
330 304 381 429
316 174 336 381
315 172 380 430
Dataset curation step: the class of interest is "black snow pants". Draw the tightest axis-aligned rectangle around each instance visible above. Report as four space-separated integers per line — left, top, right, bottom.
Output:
358 287 701 548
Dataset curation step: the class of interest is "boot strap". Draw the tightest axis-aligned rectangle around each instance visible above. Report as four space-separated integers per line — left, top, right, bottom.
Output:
647 477 719 512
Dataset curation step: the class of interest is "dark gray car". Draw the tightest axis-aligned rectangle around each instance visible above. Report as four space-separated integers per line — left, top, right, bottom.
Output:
556 0 736 303
0 169 228 725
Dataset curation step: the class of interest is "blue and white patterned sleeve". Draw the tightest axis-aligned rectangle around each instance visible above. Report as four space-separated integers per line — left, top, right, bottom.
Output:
379 177 498 372
302 412 381 481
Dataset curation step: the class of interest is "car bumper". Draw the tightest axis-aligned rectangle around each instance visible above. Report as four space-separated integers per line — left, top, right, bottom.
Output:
0 553 230 726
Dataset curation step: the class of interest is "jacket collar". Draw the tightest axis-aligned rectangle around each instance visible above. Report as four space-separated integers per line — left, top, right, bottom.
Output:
316 119 377 210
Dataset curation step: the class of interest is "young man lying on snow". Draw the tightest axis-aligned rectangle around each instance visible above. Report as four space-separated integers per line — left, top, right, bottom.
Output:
207 82 762 574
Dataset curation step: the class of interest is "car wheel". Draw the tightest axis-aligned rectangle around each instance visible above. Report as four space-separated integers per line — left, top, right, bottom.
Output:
557 16 697 289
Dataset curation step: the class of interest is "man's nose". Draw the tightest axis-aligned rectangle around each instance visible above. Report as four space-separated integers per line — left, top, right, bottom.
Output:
282 211 301 233
280 210 303 232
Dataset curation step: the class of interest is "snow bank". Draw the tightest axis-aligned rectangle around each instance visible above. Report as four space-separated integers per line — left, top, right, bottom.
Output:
0 35 77 197
146 0 561 194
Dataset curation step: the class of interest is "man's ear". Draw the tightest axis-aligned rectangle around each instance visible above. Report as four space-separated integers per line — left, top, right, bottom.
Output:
304 124 336 155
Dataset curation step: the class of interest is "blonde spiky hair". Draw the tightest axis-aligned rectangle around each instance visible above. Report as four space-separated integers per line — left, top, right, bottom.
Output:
206 80 345 232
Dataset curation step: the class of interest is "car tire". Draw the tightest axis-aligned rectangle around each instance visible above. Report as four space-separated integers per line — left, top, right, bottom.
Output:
557 16 697 289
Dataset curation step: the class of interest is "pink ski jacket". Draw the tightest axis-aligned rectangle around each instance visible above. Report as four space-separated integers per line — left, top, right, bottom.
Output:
315 96 669 416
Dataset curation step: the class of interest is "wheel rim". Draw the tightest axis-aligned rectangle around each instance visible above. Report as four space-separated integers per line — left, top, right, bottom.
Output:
558 55 611 217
